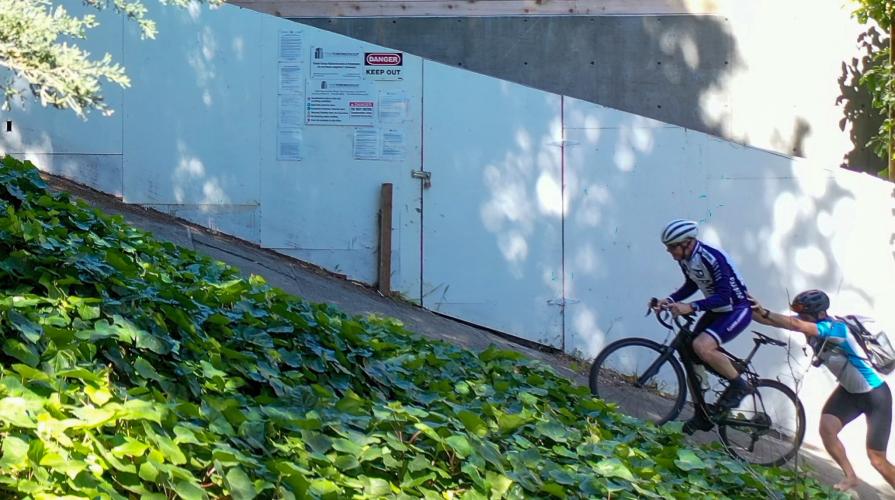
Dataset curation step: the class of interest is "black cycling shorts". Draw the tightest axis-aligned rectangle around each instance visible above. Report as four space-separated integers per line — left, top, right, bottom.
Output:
822 382 892 451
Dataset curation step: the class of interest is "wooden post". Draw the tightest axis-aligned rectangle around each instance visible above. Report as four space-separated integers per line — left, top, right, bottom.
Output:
378 183 393 296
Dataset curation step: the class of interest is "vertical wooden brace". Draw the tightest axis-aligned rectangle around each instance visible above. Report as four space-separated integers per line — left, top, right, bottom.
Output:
378 183 393 295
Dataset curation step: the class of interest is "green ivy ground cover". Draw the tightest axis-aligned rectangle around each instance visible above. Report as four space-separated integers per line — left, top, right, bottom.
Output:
0 155 845 499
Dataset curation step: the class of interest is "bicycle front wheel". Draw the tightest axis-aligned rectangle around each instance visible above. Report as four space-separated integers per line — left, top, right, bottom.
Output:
718 379 806 466
589 338 686 425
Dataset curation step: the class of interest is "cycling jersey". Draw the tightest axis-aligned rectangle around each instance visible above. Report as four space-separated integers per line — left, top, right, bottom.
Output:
668 241 750 313
815 319 884 393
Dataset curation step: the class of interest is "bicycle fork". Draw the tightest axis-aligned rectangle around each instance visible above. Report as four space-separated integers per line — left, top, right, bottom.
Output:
636 344 678 387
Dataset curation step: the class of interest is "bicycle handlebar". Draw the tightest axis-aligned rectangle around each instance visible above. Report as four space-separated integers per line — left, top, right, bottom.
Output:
647 297 695 330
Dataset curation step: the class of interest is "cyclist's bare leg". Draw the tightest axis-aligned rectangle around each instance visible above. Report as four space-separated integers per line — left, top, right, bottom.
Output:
820 414 861 491
868 450 895 488
692 333 738 380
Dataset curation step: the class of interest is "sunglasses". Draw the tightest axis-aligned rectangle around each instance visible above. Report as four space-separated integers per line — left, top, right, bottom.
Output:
665 241 687 252
789 303 816 317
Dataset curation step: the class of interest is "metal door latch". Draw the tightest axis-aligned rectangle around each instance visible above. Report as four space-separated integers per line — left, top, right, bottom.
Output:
411 169 432 189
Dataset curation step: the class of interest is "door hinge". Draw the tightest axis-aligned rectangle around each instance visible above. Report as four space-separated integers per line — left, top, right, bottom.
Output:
411 169 432 189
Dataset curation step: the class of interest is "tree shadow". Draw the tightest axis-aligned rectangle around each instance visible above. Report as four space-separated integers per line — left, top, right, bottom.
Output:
837 26 886 175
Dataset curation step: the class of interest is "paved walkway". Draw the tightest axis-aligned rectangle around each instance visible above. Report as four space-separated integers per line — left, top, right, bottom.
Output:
44 173 892 499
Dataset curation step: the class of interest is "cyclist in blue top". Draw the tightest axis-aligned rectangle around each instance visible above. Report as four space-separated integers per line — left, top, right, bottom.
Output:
652 219 754 433
751 290 895 492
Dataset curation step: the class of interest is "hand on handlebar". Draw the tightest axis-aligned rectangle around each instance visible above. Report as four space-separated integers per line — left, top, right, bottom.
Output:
668 302 694 317
647 297 672 313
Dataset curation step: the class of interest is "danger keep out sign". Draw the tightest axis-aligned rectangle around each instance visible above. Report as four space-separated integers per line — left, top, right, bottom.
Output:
365 52 403 81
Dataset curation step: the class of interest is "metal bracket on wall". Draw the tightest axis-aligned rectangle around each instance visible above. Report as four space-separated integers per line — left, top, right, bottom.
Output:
411 169 432 189
547 298 580 307
547 140 579 148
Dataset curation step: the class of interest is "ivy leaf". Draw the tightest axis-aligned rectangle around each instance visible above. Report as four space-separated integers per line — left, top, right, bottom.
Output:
0 397 36 428
71 405 118 429
445 435 473 458
308 479 340 496
173 480 207 500
225 467 257 500
135 357 163 381
139 461 160 482
11 364 50 382
457 410 488 437
497 412 531 434
40 453 87 479
675 449 706 471
361 477 390 496
595 458 635 482
112 438 150 458
331 438 362 456
2 339 39 367
85 385 113 406
7 311 43 343
0 436 30 470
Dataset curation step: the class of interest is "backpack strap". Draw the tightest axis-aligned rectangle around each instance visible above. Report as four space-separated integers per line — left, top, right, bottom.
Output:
834 315 873 363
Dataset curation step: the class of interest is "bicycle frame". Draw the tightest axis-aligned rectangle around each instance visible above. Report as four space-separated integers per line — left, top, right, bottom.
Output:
636 311 778 428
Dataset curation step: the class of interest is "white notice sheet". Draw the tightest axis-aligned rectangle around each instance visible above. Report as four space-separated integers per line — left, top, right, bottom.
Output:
279 63 303 94
279 31 303 62
353 128 379 160
277 129 302 161
379 90 408 123
381 129 406 161
278 95 304 129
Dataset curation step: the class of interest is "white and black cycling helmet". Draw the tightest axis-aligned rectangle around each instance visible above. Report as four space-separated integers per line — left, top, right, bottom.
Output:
660 219 699 246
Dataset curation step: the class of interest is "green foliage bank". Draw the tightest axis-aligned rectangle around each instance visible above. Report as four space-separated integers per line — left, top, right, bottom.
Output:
0 155 844 498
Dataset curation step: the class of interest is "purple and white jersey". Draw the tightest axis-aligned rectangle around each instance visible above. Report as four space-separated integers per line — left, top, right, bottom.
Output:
669 241 750 313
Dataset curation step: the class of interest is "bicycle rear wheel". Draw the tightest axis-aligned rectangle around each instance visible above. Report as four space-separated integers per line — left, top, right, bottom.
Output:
589 338 686 425
718 379 805 466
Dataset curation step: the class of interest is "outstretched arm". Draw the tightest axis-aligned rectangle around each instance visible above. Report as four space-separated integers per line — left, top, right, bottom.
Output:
749 295 819 337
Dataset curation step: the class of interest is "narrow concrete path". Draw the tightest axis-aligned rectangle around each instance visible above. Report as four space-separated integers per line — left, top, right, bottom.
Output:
44 173 892 499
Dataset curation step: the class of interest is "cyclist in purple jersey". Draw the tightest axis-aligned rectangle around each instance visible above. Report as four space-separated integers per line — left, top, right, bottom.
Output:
652 219 754 433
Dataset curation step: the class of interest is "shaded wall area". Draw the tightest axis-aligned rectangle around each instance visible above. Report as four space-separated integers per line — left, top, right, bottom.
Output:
297 16 734 137
295 12 885 174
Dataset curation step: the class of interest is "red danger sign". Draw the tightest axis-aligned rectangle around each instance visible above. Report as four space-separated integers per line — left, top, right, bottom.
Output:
365 53 403 66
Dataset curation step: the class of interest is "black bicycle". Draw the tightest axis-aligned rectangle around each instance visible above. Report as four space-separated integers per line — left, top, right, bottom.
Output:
588 301 806 466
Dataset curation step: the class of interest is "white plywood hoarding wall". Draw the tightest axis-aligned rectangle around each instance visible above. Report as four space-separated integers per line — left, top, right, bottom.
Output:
421 64 564 348
0 2 425 299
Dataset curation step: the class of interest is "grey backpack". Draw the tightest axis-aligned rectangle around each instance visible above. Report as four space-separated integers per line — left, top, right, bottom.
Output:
837 315 895 375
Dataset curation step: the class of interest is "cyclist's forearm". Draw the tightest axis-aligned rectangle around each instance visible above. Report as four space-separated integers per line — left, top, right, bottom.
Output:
751 309 774 325
692 294 730 312
669 280 698 302
753 308 818 336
